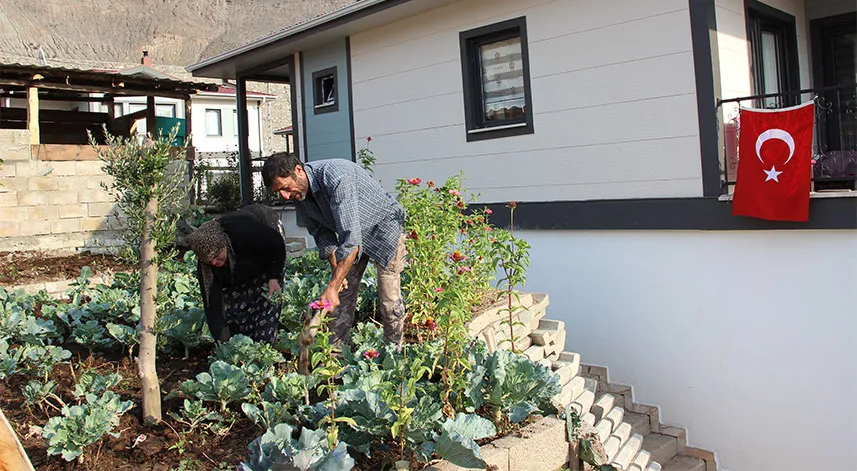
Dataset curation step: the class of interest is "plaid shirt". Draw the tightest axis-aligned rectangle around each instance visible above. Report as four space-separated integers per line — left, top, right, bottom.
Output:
297 159 405 266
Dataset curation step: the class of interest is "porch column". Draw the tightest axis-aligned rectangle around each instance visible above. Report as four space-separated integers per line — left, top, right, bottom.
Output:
146 95 156 138
236 78 253 206
27 87 39 145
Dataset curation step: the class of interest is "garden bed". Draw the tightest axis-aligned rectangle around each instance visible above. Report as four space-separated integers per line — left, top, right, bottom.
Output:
0 251 131 287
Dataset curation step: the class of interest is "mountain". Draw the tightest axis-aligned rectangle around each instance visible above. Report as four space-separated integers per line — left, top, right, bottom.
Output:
0 0 353 67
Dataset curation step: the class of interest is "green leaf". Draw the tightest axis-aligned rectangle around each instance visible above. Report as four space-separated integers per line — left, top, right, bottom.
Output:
442 413 496 441
435 431 487 470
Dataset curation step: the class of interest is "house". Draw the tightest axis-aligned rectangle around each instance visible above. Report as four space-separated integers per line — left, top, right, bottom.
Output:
188 1 856 470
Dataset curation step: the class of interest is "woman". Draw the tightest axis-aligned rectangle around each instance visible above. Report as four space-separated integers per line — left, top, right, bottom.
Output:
186 204 286 343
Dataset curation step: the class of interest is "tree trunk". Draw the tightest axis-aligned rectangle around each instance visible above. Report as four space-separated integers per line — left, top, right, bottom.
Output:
138 196 161 423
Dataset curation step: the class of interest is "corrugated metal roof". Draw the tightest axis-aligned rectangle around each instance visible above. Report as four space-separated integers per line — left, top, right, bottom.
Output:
0 62 218 93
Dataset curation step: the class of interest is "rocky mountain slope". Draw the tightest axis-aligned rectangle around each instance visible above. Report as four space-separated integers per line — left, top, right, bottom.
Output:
0 0 352 66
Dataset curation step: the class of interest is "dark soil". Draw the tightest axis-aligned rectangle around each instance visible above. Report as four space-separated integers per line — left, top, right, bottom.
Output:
0 251 133 286
1 347 258 471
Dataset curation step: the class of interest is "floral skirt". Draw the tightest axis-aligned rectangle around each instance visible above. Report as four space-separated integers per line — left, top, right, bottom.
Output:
222 274 280 343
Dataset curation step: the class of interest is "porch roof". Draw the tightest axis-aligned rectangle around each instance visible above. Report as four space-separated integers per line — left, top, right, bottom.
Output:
0 62 218 100
186 0 458 82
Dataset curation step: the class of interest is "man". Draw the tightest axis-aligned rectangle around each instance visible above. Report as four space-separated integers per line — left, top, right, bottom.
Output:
261 152 406 346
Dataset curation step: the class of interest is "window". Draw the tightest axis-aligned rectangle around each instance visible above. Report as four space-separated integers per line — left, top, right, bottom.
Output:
129 103 147 114
205 109 222 136
312 67 338 114
156 103 176 118
746 1 799 108
460 16 534 141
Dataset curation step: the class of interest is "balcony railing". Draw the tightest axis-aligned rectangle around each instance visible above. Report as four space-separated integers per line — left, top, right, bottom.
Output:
717 83 857 193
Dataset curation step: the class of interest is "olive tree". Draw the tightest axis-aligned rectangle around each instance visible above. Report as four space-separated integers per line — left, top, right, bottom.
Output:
91 127 189 423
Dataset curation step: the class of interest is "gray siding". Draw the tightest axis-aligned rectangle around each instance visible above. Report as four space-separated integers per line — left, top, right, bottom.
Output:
301 40 353 162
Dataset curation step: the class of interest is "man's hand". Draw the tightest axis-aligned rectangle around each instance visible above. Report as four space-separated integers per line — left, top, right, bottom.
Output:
321 284 341 311
267 279 282 297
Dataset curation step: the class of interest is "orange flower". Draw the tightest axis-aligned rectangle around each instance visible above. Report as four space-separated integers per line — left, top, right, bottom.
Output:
450 251 466 262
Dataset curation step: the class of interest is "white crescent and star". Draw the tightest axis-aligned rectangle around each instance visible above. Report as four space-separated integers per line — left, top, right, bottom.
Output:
755 128 795 183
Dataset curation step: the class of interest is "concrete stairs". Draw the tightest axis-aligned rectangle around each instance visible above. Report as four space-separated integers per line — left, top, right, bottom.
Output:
467 294 717 471
575 364 716 471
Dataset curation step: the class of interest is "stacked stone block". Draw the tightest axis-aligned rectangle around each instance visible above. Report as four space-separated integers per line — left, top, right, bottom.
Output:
0 134 123 253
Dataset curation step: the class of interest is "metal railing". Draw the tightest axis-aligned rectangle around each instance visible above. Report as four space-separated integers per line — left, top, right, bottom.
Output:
190 155 284 209
716 83 857 193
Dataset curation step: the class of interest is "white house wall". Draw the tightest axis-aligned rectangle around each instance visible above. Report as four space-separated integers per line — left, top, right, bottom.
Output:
191 96 263 155
349 0 705 202
520 228 857 471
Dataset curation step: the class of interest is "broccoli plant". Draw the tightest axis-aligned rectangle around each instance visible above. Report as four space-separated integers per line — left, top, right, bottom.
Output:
177 361 251 412
42 373 133 462
239 423 355 471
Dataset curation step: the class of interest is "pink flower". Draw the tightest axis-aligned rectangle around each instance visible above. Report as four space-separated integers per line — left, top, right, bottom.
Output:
449 190 461 196
485 208 493 215
424 317 438 332
363 348 380 360
457 266 471 275
367 136 373 142
811 159 818 165
408 178 422 185
484 226 492 232
309 299 333 311
434 287 444 293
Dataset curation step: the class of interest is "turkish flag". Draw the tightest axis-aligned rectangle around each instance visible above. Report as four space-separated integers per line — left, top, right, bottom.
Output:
732 101 815 222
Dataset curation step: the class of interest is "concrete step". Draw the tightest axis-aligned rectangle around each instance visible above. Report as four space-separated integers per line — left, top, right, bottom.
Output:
645 462 663 471
591 393 616 421
611 433 644 470
662 455 707 471
627 449 652 471
642 433 678 467
624 411 651 437
609 422 632 446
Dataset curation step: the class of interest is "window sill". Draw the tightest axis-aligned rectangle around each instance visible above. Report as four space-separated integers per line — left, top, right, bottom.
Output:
467 122 528 134
718 190 857 202
313 102 336 110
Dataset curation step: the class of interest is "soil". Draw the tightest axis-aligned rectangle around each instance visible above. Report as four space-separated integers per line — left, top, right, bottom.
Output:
0 251 133 286
1 346 258 471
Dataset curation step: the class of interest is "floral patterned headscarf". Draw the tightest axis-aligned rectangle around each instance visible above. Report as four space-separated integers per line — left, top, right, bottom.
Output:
186 219 235 303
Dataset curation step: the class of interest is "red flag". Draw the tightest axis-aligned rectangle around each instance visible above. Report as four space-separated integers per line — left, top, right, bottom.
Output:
732 101 815 222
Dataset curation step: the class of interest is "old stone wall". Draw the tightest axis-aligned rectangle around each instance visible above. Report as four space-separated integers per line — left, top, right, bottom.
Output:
0 130 122 253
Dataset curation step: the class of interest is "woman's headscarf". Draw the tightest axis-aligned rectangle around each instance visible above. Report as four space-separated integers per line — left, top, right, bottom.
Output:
186 219 235 304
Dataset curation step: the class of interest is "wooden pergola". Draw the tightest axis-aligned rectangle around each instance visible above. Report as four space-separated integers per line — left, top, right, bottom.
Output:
0 62 218 157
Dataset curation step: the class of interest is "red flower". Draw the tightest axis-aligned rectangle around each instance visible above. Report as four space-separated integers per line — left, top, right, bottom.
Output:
456 200 466 209
450 251 466 262
367 136 373 142
507 201 517 209
460 228 468 234
434 287 444 293
407 229 418 239
457 266 471 275
466 219 474 225
424 317 438 332
484 226 492 232
407 178 422 185
485 208 493 215
363 348 380 360
427 181 435 188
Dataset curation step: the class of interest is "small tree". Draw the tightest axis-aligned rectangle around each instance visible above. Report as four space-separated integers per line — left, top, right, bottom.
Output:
91 126 189 423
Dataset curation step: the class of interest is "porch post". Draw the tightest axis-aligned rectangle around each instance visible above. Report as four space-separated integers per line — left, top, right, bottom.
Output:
146 95 156 138
236 78 253 206
27 87 39 145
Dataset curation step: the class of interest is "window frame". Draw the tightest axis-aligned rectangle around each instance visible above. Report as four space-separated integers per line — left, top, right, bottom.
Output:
312 66 339 114
745 1 800 107
155 103 176 118
459 16 534 142
205 108 222 136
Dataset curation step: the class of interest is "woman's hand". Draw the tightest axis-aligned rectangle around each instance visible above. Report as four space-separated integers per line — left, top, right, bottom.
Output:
267 279 281 297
